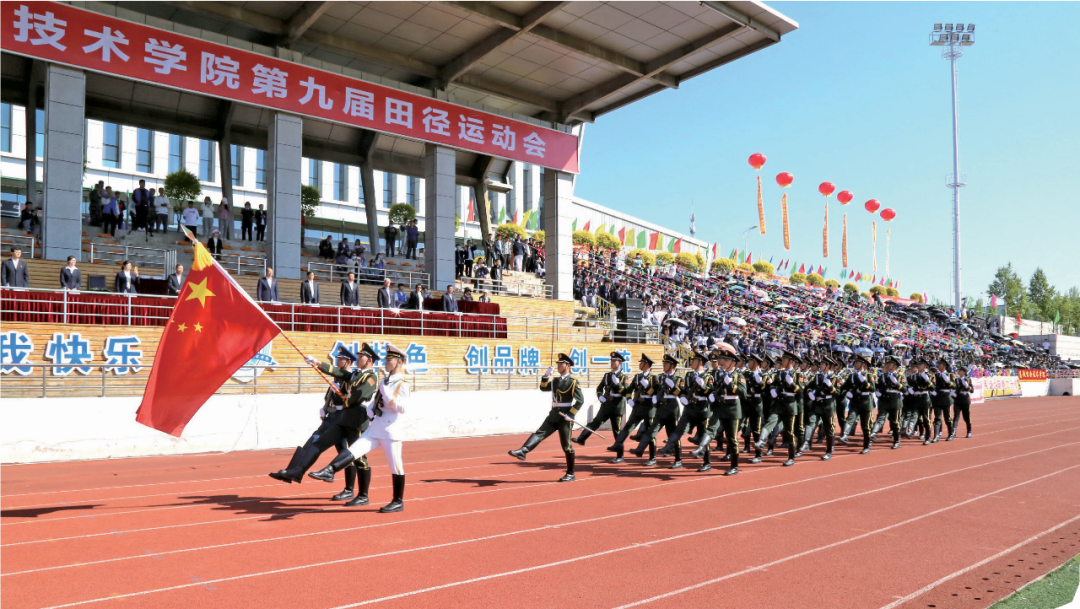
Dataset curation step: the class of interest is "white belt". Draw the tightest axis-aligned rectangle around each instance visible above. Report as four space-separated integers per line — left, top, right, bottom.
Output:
751 393 762 397
609 393 623 398
885 390 901 394
913 391 928 395
330 405 345 411
957 391 969 395
781 392 796 397
664 394 677 399
552 402 572 407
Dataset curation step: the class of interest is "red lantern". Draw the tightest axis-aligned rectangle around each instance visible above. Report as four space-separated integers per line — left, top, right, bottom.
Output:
776 172 794 188
748 153 766 170
880 208 896 221
837 190 853 205
818 182 835 197
864 199 880 213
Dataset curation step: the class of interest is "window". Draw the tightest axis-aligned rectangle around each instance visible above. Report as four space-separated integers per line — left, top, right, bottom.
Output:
101 122 121 168
334 163 348 201
35 110 43 160
538 167 545 229
198 140 216 182
136 129 153 173
306 158 321 189
523 165 533 218
407 176 419 207
383 172 394 208
0 103 10 153
231 145 244 187
255 149 266 189
168 135 186 174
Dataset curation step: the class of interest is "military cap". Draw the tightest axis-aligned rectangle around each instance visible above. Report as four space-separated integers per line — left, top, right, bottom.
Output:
609 351 627 362
556 353 575 366
937 357 952 372
384 344 406 361
746 353 763 364
708 351 721 362
853 355 873 367
357 342 381 362
662 354 679 366
334 346 357 362
781 350 802 364
717 351 740 361
883 355 902 367
639 353 655 366
690 350 708 362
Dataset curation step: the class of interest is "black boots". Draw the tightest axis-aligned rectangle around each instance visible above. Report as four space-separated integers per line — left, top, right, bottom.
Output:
571 428 591 445
657 434 682 457
379 474 405 513
559 452 576 482
509 434 542 460
725 447 739 476
308 449 355 483
697 447 712 472
345 468 372 507
690 434 713 460
271 444 322 483
332 460 358 500
821 435 834 461
669 445 683 469
269 446 305 483
783 441 796 466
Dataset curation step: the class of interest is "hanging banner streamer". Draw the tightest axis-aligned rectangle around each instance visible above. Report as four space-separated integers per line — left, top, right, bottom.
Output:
757 176 766 235
823 202 829 257
886 228 891 278
782 194 790 250
842 214 848 268
872 221 878 273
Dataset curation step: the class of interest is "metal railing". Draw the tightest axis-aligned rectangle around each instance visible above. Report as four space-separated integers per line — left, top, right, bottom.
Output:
457 276 553 299
0 363 649 398
307 261 430 288
87 242 172 272
0 233 37 258
214 252 266 276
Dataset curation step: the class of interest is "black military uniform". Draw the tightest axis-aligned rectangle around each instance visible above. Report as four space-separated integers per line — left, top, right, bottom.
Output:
608 354 659 465
872 356 905 449
839 355 877 454
270 345 379 507
658 351 713 471
931 358 956 442
631 354 683 468
741 354 767 460
509 353 585 482
695 351 744 475
803 358 839 459
573 351 629 463
760 351 803 466
953 371 974 438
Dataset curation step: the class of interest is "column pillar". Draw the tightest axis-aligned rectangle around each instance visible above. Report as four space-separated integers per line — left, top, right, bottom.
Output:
217 101 235 208
358 131 381 253
543 170 574 301
42 64 85 262
266 112 302 280
24 60 42 208
422 143 455 290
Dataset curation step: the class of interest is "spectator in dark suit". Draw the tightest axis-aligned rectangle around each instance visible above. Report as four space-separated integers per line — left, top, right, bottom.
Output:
301 270 320 304
490 259 503 294
206 230 224 261
2 246 30 288
384 223 398 258
441 285 458 312
406 284 425 310
115 260 139 294
132 179 153 236
405 220 419 260
60 256 81 290
257 267 278 302
376 278 394 308
166 264 185 296
340 272 360 306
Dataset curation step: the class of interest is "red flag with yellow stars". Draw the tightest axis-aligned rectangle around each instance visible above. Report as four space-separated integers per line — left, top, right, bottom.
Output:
136 230 281 436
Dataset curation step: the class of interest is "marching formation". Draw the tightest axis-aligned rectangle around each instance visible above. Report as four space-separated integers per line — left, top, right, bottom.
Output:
511 349 975 480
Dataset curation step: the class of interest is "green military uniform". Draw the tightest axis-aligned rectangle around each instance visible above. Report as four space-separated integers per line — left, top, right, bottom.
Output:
757 366 784 454
509 353 585 482
770 355 804 465
658 352 713 471
953 374 973 437
572 352 629 456
931 361 956 442
900 366 920 437
872 358 905 449
907 363 935 444
839 357 877 453
803 363 838 459
699 353 745 474
609 354 659 464
632 355 684 468
741 357 767 458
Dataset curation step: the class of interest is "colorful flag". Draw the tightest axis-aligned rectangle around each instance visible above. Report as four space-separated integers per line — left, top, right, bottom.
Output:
1016 312 1022 326
923 291 928 303
595 223 606 235
636 230 646 249
649 232 659 250
729 248 736 260
521 209 532 229
136 231 282 437
990 294 997 309
498 204 506 225
841 269 847 279
745 251 752 264
782 193 790 250
672 238 681 254
467 195 476 223
842 214 848 268
769 255 773 265
757 175 766 235
572 218 578 232
732 249 739 262
667 236 676 253
712 243 718 259
582 220 591 232
618 226 626 245
823 200 829 258
798 263 805 274
1054 310 1061 325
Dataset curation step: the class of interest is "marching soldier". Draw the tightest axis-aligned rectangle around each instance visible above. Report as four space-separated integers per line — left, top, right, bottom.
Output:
839 355 877 454
931 357 956 442
688 350 722 447
608 354 659 465
572 352 629 463
658 351 713 471
758 351 802 466
872 355 905 449
804 356 839 459
741 354 767 463
953 365 974 438
508 353 584 482
758 354 787 458
630 354 684 468
907 359 935 445
271 345 377 507
693 351 744 475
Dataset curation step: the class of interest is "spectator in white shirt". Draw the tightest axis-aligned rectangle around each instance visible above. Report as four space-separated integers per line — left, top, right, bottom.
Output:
154 188 171 233
201 196 215 237
181 201 201 242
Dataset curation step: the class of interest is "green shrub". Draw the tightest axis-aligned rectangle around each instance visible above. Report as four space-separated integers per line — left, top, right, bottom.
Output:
885 287 899 297
675 252 701 272
736 262 754 272
656 251 675 266
825 279 840 288
498 223 528 241
695 253 705 269
596 232 621 250
752 261 775 275
870 285 887 295
164 169 201 203
572 230 595 247
388 203 416 226
843 282 859 293
789 272 807 285
300 184 321 219
626 248 655 266
711 258 735 273
531 229 545 244
910 292 924 303
807 273 825 287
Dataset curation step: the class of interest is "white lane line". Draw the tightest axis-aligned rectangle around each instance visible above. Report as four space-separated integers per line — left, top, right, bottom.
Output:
5 417 1073 549
26 443 1080 608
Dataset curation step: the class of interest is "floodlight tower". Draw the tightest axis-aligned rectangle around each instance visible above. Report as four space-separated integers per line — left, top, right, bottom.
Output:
930 22 975 312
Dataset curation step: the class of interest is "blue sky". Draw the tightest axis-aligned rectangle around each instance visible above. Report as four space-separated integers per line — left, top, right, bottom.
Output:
574 1 1080 303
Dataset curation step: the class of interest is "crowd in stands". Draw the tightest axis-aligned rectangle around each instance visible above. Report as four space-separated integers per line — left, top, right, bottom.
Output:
573 248 1064 373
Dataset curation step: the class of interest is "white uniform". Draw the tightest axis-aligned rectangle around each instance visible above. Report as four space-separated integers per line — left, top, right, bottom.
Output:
347 373 410 474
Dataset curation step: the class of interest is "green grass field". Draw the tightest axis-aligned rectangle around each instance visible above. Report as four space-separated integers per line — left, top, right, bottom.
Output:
991 554 1079 609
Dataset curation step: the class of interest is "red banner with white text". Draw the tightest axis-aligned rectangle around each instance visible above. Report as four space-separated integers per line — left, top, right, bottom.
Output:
3 1 580 173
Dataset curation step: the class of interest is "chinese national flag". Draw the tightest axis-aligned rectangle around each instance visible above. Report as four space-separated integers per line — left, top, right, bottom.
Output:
136 233 281 436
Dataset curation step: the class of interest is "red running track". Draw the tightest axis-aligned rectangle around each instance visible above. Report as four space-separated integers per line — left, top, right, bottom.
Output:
2 396 1079 609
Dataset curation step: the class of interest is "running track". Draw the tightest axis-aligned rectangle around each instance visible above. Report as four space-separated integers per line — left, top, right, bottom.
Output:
2 396 1078 609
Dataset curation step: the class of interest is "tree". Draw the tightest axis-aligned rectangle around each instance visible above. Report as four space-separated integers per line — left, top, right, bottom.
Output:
695 253 705 269
498 223 527 241
806 273 825 287
736 262 754 273
752 260 775 275
910 292 924 303
987 263 1027 316
300 185 321 219
532 230 545 244
626 248 655 267
1028 267 1056 321
388 203 416 226
886 287 899 297
711 258 735 273
825 279 840 288
789 272 807 285
843 282 859 294
675 252 702 272
572 230 595 247
596 232 621 250
455 214 461 232
656 251 675 266
870 285 886 295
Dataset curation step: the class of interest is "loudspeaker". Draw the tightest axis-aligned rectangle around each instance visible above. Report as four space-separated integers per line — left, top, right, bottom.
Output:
617 297 642 310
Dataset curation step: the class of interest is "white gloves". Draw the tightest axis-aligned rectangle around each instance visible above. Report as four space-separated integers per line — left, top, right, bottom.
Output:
784 372 793 385
846 392 853 399
930 391 938 396
907 388 914 395
770 388 778 399
598 395 607 403
823 378 832 388
664 377 675 389
319 407 326 419
561 413 574 422
305 355 319 366
695 376 705 388
639 377 650 388
366 405 375 419
808 390 817 401
679 397 689 406
544 367 554 378
918 372 930 383
856 371 866 384
950 391 957 397
651 396 658 404
874 391 881 398
753 371 762 384
708 393 715 403
724 374 733 386
627 399 635 407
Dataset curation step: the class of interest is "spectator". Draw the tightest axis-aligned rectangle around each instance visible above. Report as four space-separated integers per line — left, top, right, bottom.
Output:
101 188 120 237
377 278 394 308
371 253 385 280
115 260 139 294
405 220 419 260
301 270 320 304
201 196 215 238
117 196 127 231
132 179 152 235
2 246 29 287
512 236 525 271
154 188 171 233
461 287 474 302
463 241 475 277
19 202 41 238
490 258 503 294
257 267 278 302
89 181 104 227
455 244 466 279
206 229 224 261
478 291 491 303
255 204 267 241
181 201 201 241
394 283 408 308
217 199 232 239
340 271 360 306
353 238 366 258
319 235 334 259
535 257 546 279
60 256 81 290
384 223 398 258
241 202 254 241
166 264 185 296
406 284 425 310
442 285 458 312
337 237 352 259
